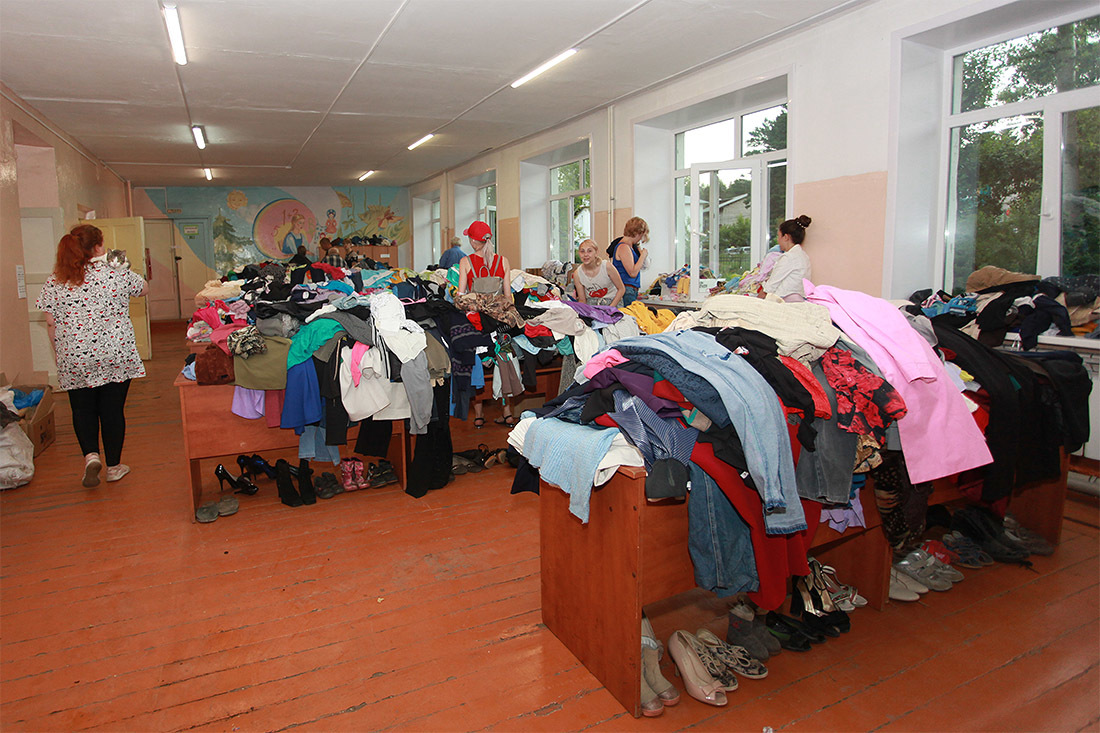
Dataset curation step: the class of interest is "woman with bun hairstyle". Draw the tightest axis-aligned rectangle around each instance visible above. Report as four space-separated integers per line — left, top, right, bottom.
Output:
606 216 649 306
762 214 813 302
35 224 148 487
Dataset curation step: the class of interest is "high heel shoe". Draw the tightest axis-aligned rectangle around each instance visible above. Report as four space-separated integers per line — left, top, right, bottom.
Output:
667 631 729 706
641 616 679 707
808 559 851 633
791 576 841 638
297 459 316 505
214 463 257 494
247 454 278 481
236 454 253 480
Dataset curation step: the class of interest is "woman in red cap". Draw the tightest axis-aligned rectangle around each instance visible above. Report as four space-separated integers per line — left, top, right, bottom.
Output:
456 221 510 296
455 221 516 427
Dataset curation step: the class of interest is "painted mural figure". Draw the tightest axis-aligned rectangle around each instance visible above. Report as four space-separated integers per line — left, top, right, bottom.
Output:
325 209 338 236
281 213 306 256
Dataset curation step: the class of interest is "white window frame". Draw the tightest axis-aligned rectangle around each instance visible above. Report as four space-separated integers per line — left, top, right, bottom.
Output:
429 198 441 264
673 103 790 300
548 156 591 263
477 183 497 239
935 13 1100 291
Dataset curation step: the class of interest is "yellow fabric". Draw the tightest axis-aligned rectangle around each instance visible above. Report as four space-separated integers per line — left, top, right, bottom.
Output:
620 301 676 335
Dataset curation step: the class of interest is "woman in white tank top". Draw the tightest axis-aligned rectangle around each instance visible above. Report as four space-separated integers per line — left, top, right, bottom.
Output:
572 239 626 307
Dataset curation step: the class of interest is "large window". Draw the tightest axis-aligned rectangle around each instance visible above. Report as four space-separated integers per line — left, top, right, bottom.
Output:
549 158 590 263
478 184 497 240
429 198 441 264
944 15 1099 292
673 104 788 283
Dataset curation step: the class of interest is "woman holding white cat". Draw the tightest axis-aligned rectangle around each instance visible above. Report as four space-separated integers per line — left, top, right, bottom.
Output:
35 224 147 487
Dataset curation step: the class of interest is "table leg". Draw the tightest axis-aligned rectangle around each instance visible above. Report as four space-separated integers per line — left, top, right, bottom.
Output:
190 458 204 519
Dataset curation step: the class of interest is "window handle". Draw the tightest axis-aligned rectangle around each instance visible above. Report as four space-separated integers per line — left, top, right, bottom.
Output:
1041 195 1054 219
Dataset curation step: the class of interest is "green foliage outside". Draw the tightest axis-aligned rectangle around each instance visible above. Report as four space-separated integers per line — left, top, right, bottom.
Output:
952 16 1099 292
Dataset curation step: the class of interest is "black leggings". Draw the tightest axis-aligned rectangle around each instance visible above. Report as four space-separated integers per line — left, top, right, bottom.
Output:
67 380 131 466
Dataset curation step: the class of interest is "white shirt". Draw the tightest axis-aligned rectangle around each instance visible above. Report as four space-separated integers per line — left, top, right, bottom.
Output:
763 244 811 300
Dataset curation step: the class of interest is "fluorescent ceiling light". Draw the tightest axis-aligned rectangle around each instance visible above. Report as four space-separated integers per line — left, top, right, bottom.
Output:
407 134 434 151
191 125 206 150
358 170 375 181
162 3 187 66
203 168 212 180
511 49 577 88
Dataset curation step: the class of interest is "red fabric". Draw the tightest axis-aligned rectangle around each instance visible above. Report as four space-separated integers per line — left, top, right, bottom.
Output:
312 262 346 278
264 389 285 429
692 435 817 611
464 253 506 290
465 312 483 330
778 355 831 418
524 324 554 338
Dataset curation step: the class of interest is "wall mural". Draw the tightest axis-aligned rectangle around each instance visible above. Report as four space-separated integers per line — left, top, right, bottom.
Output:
143 185 409 274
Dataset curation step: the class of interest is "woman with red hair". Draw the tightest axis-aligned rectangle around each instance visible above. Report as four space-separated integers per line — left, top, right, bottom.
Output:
35 224 148 487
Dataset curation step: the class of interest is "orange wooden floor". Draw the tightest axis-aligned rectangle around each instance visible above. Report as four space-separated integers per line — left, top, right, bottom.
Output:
2 321 1098 732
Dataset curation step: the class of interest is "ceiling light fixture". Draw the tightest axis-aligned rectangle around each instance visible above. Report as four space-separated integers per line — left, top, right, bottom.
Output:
358 170 375 181
162 3 188 66
511 48 577 88
407 134 434 151
203 168 212 181
191 125 206 150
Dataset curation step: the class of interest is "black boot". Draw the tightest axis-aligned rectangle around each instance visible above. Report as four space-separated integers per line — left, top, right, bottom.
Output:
298 459 316 505
275 459 303 507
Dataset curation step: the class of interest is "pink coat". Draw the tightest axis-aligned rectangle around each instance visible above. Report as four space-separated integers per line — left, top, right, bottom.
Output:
805 282 992 484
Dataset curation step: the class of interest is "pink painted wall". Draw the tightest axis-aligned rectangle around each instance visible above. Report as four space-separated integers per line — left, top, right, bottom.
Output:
0 84 128 379
793 171 887 297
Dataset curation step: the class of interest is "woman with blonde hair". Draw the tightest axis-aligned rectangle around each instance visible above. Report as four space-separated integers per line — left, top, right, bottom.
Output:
573 239 626 307
607 216 649 306
35 224 148 487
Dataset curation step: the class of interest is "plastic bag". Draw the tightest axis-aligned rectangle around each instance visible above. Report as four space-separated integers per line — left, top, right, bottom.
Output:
0 422 34 489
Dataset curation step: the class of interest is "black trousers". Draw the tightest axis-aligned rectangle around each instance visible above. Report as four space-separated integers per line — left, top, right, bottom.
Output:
67 380 131 466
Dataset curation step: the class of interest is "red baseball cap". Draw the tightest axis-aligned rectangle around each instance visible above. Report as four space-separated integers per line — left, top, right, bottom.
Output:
463 221 492 242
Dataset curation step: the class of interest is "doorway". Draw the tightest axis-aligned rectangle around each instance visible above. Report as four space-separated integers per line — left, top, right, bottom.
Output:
144 220 181 321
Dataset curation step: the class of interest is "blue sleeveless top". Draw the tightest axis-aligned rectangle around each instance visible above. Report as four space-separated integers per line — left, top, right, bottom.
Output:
607 237 641 288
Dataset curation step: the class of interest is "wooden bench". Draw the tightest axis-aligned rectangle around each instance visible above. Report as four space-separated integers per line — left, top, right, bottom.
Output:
174 374 411 518
540 454 1068 717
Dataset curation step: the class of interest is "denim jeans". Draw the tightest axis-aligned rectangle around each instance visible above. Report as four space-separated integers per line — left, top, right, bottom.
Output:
688 462 758 596
622 285 639 306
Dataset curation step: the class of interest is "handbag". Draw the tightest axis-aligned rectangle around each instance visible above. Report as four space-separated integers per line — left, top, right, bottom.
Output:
472 254 503 295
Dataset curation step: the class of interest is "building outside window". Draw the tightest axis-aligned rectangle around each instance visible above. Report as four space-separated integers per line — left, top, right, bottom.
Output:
944 15 1099 292
549 158 591 263
673 104 787 282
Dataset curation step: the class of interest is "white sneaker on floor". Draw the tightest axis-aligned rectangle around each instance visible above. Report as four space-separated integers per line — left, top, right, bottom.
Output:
105 464 130 482
82 453 102 487
889 569 920 602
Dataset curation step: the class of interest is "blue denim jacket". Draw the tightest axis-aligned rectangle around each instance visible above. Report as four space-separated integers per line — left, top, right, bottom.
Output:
613 330 806 534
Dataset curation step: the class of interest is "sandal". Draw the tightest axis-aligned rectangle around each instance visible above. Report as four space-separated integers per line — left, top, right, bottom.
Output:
493 415 517 426
473 417 486 429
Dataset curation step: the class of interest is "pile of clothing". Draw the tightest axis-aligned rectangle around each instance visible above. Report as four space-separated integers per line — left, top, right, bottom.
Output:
511 282 1091 611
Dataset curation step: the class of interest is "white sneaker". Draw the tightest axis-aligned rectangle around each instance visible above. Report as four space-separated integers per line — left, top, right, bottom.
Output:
82 453 102 487
893 566 930 594
889 569 920 602
105 464 130 482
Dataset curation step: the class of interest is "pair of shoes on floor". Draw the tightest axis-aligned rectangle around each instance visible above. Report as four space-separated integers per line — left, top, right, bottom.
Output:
493 415 518 427
341 457 397 489
893 548 961 592
952 506 1032 565
695 628 767 679
727 600 780 661
764 611 822 652
277 459 316 507
941 531 995 567
1003 514 1055 556
667 630 729 706
215 462 259 495
314 472 343 499
195 495 239 523
812 560 867 611
452 453 482 475
640 616 679 717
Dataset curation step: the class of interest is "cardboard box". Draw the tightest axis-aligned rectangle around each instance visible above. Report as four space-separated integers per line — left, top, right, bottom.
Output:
1 373 56 456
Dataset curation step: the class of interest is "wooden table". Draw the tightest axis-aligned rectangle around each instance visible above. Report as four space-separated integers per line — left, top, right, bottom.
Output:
174 374 410 517
540 455 1068 717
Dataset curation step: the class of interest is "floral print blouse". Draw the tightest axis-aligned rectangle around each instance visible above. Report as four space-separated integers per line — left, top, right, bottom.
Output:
35 262 147 390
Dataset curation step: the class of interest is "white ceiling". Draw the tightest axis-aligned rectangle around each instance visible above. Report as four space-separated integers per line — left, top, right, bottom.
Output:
0 0 865 188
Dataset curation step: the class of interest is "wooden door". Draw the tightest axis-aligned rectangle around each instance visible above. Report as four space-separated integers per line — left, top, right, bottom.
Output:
81 217 151 360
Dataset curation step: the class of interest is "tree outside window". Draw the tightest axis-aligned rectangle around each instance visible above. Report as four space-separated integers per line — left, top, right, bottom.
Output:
550 159 591 263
